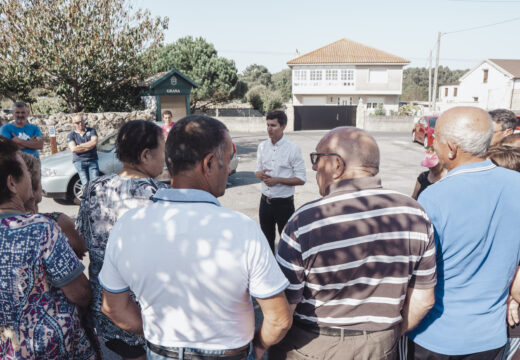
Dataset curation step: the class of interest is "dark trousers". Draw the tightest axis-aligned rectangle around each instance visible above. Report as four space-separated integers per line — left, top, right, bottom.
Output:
259 195 295 253
407 338 505 360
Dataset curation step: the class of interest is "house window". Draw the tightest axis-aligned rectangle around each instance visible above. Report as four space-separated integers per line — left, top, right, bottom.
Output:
453 88 458 97
294 70 307 81
341 69 354 81
483 69 488 84
310 70 322 81
473 97 479 102
445 88 448 97
325 69 338 81
369 69 387 83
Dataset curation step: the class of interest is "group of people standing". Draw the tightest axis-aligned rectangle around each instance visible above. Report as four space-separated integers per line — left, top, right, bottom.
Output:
1 104 520 360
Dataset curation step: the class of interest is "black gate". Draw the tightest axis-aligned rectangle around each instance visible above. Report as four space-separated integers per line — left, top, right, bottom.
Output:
294 105 357 131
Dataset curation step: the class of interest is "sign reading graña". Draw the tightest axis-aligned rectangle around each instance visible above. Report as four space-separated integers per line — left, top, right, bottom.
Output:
166 89 181 94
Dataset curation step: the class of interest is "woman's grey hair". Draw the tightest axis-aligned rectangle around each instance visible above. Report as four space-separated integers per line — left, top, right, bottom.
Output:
438 113 493 157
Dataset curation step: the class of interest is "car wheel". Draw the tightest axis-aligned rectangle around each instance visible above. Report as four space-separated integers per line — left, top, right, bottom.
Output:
67 175 83 205
412 131 416 143
423 136 429 148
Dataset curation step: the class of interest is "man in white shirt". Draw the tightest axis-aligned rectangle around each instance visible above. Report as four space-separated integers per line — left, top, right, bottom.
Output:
255 110 306 253
99 115 292 360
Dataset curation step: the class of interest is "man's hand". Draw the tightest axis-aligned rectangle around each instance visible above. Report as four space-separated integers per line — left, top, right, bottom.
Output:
508 295 520 327
263 176 280 187
255 169 271 182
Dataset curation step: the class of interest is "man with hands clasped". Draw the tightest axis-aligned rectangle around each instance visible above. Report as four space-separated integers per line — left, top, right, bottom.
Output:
255 110 306 253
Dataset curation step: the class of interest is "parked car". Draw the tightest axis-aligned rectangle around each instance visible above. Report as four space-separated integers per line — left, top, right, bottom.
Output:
41 131 239 204
412 115 438 148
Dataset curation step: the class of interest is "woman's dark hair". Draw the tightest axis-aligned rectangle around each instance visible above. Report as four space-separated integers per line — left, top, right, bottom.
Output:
0 136 24 203
116 120 163 164
166 115 228 176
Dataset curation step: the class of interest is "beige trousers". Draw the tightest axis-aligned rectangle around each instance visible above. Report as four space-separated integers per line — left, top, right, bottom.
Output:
269 324 399 360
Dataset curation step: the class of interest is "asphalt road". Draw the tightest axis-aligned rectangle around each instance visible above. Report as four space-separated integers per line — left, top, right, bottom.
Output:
40 130 426 220
38 129 426 359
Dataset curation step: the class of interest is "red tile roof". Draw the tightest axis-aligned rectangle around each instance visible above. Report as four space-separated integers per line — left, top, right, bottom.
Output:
287 38 409 65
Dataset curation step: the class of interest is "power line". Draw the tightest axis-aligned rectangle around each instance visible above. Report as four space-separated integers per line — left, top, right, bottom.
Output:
449 0 520 2
443 16 520 34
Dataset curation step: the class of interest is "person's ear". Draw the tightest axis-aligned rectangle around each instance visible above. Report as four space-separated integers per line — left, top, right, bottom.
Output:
139 148 151 164
202 152 215 176
447 142 458 160
333 157 345 179
505 128 514 136
6 174 19 195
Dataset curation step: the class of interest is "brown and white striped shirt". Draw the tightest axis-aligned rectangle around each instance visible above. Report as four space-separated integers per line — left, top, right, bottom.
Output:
277 177 436 331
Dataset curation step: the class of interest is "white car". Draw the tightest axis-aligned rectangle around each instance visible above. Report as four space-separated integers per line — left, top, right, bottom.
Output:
41 131 239 204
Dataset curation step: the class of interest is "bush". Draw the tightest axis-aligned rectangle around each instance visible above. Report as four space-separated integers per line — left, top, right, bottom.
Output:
246 85 267 111
32 97 68 115
398 103 420 116
262 91 284 114
374 104 386 116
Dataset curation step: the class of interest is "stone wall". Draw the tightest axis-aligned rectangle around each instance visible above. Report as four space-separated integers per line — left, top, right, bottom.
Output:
0 110 155 157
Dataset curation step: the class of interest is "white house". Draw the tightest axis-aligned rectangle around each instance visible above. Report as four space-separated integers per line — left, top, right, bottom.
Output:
438 59 520 112
287 38 409 123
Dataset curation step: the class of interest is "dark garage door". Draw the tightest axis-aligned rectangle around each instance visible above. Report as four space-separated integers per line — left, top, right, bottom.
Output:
294 105 357 131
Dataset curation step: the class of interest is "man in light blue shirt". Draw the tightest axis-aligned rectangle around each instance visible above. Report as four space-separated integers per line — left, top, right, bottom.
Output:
408 106 520 359
0 102 43 158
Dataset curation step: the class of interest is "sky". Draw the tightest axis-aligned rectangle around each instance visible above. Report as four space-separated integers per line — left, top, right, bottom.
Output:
131 0 520 74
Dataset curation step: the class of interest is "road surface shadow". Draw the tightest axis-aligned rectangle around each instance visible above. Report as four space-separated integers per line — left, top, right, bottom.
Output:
227 171 260 188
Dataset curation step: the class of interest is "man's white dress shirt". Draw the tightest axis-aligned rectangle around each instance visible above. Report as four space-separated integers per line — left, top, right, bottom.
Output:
256 135 306 198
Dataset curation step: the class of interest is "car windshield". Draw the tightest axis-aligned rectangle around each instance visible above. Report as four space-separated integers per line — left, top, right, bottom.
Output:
429 117 438 127
97 133 117 152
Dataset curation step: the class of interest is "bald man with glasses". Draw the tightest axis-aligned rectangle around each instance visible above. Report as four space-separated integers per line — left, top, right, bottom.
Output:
270 127 437 360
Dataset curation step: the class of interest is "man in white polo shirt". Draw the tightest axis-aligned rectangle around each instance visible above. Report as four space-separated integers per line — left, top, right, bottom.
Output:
255 110 306 253
99 115 292 360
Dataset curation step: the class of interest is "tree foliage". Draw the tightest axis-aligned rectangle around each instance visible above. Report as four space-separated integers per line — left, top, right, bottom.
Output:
401 66 468 101
241 64 272 87
0 0 168 112
148 36 239 112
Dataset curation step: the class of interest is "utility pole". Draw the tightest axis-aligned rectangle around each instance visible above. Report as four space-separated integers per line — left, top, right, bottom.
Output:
432 31 441 114
428 49 432 112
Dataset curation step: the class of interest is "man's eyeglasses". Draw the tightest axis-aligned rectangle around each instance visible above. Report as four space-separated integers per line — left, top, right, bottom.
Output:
73 121 84 125
310 152 345 166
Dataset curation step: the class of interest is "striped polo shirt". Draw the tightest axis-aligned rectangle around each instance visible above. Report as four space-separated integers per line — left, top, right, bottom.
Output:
276 176 436 331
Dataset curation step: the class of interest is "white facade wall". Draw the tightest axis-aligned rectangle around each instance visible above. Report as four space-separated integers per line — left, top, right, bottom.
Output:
438 85 459 102
457 62 513 110
291 65 404 115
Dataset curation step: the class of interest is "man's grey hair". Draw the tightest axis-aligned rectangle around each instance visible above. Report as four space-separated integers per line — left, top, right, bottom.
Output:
438 113 493 157
12 102 28 110
489 109 517 131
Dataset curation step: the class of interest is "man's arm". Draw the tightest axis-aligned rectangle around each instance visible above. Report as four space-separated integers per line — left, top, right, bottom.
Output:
60 273 92 308
263 176 304 187
253 292 293 359
101 289 144 336
401 287 435 335
11 135 43 150
69 136 98 153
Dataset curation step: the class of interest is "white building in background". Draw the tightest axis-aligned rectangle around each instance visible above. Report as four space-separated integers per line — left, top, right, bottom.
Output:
287 38 409 115
438 59 520 112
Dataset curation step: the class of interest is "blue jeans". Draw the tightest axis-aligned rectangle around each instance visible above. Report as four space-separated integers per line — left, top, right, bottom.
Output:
146 343 255 360
73 160 99 186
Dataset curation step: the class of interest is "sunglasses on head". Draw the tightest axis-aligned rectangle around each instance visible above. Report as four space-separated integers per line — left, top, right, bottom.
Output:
309 152 345 166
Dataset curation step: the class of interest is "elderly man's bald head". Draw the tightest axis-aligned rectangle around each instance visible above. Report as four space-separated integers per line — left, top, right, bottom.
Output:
318 127 380 176
436 107 493 158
